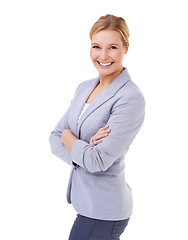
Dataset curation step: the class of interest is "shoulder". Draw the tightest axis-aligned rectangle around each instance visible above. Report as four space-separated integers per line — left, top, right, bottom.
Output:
115 79 145 107
111 81 145 118
76 77 98 92
72 77 98 100
109 80 145 118
125 80 145 101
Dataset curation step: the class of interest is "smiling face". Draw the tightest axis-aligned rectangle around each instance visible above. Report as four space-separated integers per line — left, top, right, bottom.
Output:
90 29 129 79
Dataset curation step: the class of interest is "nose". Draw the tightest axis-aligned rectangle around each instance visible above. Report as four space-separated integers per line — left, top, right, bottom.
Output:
101 49 108 60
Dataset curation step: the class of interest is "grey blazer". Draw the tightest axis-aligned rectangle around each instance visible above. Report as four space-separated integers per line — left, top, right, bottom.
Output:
49 68 145 220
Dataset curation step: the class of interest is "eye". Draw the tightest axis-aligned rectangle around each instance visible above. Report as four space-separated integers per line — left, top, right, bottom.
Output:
92 46 100 49
110 46 117 49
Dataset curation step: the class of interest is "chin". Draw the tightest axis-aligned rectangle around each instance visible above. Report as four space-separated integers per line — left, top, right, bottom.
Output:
96 66 119 77
95 63 109 71
98 70 114 76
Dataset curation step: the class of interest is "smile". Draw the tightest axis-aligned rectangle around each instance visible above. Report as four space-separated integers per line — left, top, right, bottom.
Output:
97 61 114 66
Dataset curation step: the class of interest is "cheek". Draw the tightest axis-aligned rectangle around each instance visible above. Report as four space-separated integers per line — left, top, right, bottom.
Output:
90 50 95 61
90 50 99 63
112 52 124 62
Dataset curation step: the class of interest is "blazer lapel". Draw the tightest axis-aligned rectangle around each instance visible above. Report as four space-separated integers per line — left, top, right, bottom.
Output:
77 68 131 135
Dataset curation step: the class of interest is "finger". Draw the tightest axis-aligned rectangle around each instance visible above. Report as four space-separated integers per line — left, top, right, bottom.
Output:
98 126 110 134
94 132 109 141
93 139 103 145
98 125 109 132
90 138 95 146
98 129 111 135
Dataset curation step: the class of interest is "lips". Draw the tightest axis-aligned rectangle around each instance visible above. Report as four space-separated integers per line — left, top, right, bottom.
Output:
97 61 114 66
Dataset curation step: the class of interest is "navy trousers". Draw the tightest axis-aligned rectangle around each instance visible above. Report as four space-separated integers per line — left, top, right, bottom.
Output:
68 214 130 240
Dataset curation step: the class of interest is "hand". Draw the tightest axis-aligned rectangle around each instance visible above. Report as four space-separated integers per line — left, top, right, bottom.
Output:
61 129 72 143
89 125 111 146
61 129 78 154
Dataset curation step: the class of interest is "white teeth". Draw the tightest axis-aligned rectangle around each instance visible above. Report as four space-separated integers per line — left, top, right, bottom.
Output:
99 62 112 66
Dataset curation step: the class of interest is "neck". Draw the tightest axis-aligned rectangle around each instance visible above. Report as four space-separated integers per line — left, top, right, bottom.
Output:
99 67 124 87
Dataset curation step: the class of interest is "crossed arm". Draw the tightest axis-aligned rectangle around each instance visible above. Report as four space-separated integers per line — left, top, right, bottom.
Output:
61 125 110 154
50 92 145 173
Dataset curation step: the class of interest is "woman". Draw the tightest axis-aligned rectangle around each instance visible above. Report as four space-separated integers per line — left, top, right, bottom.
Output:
50 14 145 240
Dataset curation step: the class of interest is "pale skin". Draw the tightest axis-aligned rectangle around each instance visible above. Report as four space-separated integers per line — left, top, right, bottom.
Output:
61 29 129 153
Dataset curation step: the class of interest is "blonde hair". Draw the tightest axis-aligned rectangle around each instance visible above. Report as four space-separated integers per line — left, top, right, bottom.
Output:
89 14 130 46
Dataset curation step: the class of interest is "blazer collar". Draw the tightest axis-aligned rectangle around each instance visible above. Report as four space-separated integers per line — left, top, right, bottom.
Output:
76 68 131 136
105 67 131 94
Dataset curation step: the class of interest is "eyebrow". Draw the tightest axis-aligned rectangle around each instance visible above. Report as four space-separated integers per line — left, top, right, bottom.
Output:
91 43 120 47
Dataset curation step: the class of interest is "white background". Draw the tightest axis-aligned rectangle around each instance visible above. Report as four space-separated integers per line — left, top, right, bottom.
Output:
0 0 188 239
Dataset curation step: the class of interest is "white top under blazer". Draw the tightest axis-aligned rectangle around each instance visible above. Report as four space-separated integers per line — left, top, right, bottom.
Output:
78 103 90 122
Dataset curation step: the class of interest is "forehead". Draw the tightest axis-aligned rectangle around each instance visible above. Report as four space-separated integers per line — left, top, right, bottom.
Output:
91 29 123 45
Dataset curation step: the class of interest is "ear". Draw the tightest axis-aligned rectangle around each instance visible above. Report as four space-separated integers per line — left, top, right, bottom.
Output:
124 42 129 55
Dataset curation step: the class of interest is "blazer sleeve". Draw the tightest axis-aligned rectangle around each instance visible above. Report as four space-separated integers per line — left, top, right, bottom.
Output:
71 93 145 173
49 103 73 166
